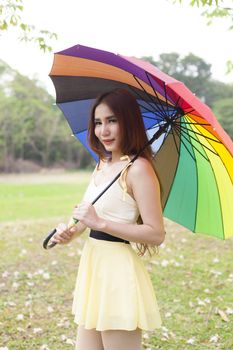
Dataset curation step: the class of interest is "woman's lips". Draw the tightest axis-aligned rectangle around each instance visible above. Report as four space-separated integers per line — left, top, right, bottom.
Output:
102 139 114 145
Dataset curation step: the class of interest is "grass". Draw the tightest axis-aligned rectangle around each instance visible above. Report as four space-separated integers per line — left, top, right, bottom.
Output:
0 172 90 222
0 172 232 350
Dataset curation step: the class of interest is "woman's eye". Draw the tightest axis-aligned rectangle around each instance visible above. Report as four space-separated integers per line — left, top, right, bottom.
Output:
109 118 117 123
94 121 101 126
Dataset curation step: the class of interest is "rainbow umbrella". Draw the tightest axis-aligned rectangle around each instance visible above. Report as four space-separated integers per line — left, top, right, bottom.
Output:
49 44 233 240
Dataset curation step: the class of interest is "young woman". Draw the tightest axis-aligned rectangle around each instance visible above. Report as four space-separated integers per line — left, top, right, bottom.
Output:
52 89 165 350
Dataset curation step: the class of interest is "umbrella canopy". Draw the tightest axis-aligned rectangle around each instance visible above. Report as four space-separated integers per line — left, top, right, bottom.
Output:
49 44 233 240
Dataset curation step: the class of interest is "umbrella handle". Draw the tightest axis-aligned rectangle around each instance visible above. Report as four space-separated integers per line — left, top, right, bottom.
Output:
43 219 78 249
43 228 57 249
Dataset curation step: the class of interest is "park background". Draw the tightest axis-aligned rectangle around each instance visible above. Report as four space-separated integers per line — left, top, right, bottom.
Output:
0 0 233 349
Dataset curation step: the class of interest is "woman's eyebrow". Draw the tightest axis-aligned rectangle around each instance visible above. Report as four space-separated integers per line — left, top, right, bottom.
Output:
94 115 116 121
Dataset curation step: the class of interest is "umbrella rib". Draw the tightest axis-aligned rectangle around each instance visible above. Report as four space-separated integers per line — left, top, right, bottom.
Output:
170 126 180 156
163 82 171 116
172 109 195 122
174 124 215 161
174 124 210 161
177 122 222 144
184 125 226 236
129 81 162 114
208 168 225 237
141 113 164 122
173 95 196 117
132 75 168 118
197 144 225 236
145 72 171 117
127 85 165 121
176 123 220 157
173 125 197 162
174 95 182 110
169 128 231 241
176 106 204 119
186 123 233 185
137 101 165 121
180 121 211 126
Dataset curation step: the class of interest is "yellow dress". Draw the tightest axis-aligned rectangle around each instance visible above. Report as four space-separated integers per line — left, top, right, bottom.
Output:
72 168 162 331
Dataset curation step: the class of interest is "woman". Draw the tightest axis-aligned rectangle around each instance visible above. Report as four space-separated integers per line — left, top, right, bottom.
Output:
52 89 165 350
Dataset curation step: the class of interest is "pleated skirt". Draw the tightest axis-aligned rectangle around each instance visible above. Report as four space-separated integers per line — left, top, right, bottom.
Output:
72 237 162 331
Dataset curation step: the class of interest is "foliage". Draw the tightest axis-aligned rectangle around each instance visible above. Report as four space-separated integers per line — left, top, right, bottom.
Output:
184 0 233 30
170 0 233 72
171 0 233 24
142 52 233 104
0 0 57 52
0 173 232 349
212 97 233 139
143 53 212 101
0 60 93 172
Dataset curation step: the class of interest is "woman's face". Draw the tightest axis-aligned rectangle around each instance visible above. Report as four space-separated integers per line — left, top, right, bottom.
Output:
94 103 122 158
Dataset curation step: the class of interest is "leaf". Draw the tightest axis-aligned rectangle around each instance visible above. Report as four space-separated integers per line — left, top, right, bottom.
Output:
218 309 230 322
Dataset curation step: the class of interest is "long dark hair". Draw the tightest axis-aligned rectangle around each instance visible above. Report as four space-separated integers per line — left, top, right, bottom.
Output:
88 88 152 162
88 89 159 256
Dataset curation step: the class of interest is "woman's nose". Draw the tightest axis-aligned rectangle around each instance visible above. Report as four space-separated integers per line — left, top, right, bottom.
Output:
101 123 110 135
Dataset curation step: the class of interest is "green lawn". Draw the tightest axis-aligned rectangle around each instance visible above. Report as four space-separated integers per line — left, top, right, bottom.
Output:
0 172 232 349
0 172 90 222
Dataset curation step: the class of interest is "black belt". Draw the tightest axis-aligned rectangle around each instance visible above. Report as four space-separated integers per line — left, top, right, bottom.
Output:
90 229 130 244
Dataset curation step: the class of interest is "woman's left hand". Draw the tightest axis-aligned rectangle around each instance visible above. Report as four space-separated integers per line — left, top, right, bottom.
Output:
73 202 104 230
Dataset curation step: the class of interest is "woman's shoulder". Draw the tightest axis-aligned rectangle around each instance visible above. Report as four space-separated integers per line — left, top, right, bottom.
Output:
126 157 158 188
129 157 154 176
126 157 160 198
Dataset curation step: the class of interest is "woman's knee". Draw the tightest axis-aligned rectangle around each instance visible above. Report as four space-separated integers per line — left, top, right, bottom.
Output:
75 326 104 350
101 328 142 350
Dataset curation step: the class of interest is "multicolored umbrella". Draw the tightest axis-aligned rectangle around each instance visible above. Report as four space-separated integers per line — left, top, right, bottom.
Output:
49 44 233 240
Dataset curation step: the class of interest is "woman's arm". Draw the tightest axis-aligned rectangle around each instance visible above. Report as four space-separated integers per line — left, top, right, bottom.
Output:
74 158 165 246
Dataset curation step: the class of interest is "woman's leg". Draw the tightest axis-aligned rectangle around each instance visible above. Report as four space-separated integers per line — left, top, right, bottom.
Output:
101 328 142 350
75 326 104 350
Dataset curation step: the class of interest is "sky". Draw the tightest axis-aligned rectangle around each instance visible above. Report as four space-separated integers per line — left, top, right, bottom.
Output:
0 0 233 96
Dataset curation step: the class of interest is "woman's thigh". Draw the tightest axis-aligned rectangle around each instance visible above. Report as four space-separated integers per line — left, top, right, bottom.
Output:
75 326 104 350
101 328 142 350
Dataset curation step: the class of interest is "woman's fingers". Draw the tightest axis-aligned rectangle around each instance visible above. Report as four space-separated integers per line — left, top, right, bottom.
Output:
73 202 92 220
56 223 67 233
51 223 74 244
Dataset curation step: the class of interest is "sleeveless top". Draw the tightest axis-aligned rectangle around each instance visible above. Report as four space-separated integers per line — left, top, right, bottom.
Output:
83 164 140 226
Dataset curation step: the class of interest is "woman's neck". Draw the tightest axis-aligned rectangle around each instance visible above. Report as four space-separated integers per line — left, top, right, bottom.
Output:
109 149 132 163
110 152 123 164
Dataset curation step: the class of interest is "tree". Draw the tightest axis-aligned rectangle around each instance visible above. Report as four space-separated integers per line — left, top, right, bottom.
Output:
170 0 233 27
170 0 233 72
0 60 93 172
203 79 233 106
212 98 233 139
0 0 57 52
143 52 212 102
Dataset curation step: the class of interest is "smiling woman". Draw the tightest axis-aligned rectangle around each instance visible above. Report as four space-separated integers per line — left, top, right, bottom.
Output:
51 89 165 350
93 104 121 158
88 89 152 163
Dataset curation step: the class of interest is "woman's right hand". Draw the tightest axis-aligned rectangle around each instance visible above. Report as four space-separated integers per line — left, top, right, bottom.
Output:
51 223 78 245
